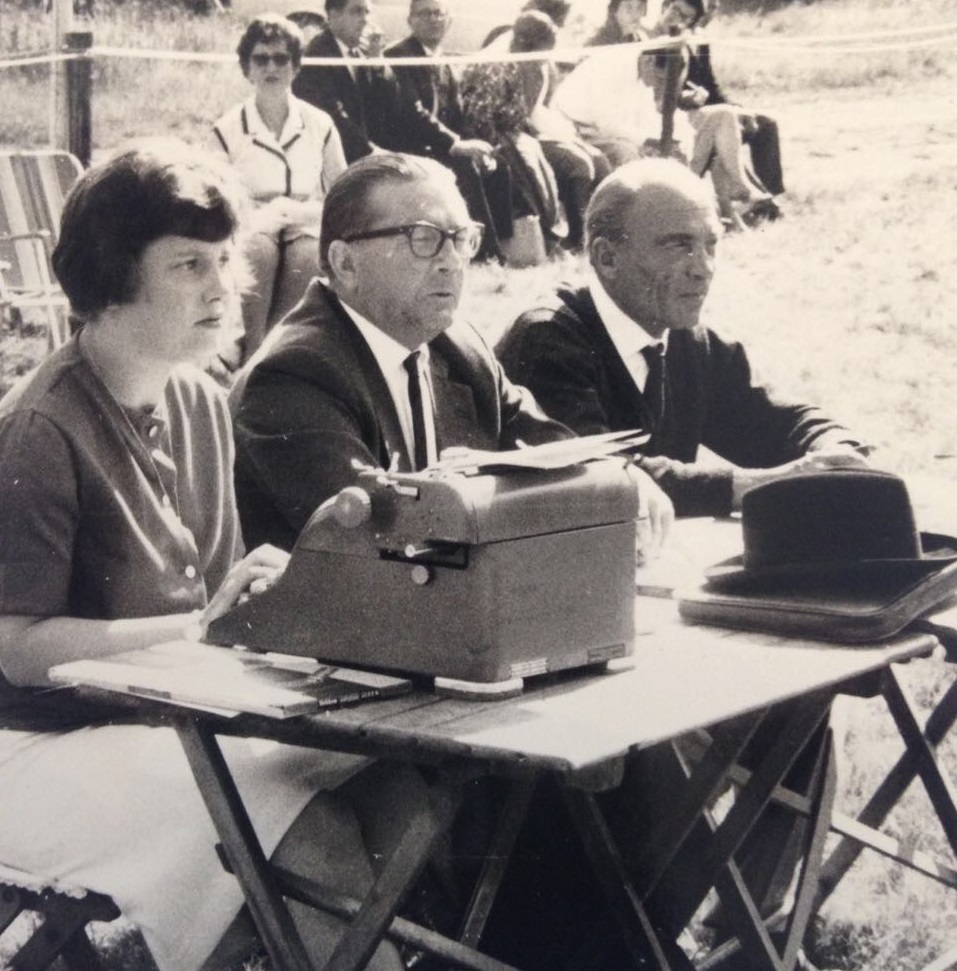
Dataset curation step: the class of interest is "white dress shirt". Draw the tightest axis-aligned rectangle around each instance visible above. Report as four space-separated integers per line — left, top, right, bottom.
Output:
342 303 439 469
589 271 668 391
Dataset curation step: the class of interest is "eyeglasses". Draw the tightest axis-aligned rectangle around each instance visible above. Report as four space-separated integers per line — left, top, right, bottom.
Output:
250 52 291 67
411 9 449 19
343 221 484 259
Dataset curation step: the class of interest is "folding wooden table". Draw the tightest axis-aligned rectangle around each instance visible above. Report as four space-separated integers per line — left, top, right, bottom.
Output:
88 602 939 971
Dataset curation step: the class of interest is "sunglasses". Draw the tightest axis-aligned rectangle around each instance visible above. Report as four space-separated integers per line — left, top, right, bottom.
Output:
250 52 292 67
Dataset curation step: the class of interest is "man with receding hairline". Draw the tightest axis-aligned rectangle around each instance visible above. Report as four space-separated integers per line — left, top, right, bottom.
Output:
497 157 868 518
229 152 674 551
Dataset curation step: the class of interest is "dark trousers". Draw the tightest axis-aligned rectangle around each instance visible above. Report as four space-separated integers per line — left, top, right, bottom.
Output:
541 139 612 250
744 113 785 196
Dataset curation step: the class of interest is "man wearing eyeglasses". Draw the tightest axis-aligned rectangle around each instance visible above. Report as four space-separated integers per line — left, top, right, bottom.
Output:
383 0 495 171
229 154 674 552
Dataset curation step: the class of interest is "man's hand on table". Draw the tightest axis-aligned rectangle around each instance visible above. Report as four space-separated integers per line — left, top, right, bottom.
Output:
731 444 872 511
636 468 675 564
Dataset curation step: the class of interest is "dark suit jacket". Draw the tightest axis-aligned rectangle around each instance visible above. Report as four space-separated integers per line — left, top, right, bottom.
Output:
685 42 729 106
292 28 398 163
496 286 861 518
382 35 463 158
231 280 572 550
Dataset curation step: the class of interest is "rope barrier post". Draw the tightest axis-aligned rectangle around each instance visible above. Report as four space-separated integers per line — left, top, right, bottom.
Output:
52 0 74 149
64 31 93 165
657 42 684 158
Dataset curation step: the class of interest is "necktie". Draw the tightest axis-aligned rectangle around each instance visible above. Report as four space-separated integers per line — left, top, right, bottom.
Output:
404 351 430 472
640 342 666 430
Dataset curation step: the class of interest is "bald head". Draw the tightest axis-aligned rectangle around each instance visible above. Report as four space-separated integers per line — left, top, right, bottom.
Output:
585 158 715 250
586 159 721 337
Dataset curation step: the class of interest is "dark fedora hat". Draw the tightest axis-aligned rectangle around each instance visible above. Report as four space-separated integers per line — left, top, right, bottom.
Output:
704 470 957 593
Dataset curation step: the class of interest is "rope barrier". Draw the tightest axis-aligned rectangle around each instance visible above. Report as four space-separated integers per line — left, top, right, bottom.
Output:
2 19 957 73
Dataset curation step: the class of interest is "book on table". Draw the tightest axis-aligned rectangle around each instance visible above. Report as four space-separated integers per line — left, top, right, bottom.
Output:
48 640 412 719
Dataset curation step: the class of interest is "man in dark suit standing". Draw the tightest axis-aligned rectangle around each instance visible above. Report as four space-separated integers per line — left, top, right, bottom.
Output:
497 158 868 519
229 153 674 551
291 0 397 162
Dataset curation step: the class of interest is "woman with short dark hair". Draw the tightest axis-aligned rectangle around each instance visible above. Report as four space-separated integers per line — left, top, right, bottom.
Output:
0 138 415 971
213 13 346 365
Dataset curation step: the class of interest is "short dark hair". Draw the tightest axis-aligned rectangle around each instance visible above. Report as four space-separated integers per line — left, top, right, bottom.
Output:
521 0 571 27
319 153 460 277
325 0 349 13
511 10 558 52
52 138 248 321
236 14 304 74
666 0 706 25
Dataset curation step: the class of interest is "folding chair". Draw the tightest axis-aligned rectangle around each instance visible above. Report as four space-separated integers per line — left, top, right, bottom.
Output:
0 862 120 971
0 150 83 351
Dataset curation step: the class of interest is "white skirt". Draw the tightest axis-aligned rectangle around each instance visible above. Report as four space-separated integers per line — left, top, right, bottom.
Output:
0 724 370 971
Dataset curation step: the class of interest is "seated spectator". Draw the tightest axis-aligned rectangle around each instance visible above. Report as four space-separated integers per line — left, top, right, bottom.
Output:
291 0 400 163
550 29 666 168
657 0 784 220
383 0 495 170
482 0 571 50
586 0 649 46
497 158 867 518
383 0 511 261
644 0 778 227
230 152 674 550
0 137 426 971
285 7 327 44
510 11 612 251
460 23 565 257
212 14 346 366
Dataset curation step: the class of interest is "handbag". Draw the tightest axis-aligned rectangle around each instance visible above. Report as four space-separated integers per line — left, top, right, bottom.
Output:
498 213 547 268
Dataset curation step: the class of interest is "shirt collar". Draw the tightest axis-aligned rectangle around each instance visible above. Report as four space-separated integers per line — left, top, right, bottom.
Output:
243 93 305 145
589 270 668 357
335 35 358 58
338 299 431 376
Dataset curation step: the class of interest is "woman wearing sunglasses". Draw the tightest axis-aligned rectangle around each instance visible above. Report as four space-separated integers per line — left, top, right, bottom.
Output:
213 14 347 367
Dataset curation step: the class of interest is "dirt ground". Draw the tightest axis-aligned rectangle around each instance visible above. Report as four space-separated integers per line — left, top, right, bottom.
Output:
775 82 957 193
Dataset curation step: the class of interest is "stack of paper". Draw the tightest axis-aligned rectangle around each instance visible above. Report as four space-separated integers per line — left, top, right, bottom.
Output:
432 430 650 474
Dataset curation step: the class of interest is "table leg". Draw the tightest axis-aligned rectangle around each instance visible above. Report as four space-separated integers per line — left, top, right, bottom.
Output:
322 775 462 971
271 866 523 971
458 778 538 951
561 786 693 971
816 667 957 907
175 718 314 971
656 693 832 934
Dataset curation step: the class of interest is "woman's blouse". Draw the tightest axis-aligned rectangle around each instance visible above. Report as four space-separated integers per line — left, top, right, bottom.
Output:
0 339 242 728
212 93 346 233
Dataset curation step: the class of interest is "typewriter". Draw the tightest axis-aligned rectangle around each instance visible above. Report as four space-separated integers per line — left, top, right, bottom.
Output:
207 442 643 696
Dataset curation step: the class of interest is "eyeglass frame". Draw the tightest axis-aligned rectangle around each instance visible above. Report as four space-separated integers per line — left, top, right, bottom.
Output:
249 52 293 67
341 221 484 259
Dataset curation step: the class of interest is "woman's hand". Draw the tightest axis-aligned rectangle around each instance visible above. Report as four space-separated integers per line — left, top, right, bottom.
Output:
199 544 290 635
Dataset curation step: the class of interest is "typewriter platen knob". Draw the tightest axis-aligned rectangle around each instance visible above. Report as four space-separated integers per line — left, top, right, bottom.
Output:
332 487 372 528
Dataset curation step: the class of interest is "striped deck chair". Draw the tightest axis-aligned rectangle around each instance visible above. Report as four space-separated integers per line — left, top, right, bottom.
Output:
0 151 83 351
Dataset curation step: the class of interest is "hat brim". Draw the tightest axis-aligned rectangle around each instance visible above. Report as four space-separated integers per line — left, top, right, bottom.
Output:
704 531 957 595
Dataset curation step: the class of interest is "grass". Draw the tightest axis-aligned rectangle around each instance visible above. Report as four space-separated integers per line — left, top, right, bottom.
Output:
2 0 957 968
